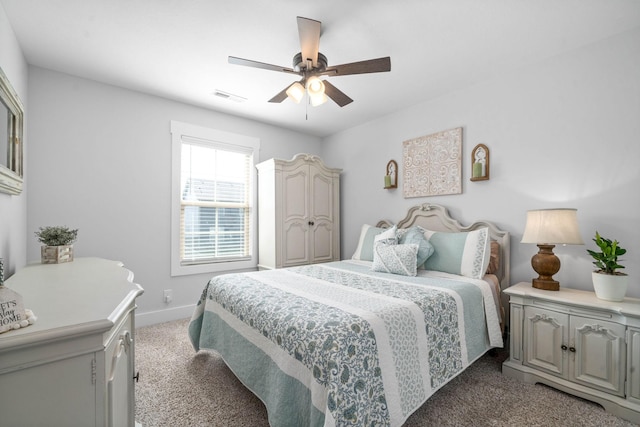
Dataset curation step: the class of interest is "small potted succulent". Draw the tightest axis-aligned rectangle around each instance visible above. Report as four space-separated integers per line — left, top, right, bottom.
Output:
34 226 78 264
587 231 627 301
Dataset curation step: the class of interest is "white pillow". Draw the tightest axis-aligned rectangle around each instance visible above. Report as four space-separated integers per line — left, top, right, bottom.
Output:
372 242 419 276
374 225 397 245
422 227 491 279
352 224 396 261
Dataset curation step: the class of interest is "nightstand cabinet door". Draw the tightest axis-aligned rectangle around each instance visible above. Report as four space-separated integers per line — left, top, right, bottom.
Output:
570 315 626 396
524 306 568 377
628 328 640 402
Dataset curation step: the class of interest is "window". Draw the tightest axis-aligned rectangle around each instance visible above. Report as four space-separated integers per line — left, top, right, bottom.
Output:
171 121 260 276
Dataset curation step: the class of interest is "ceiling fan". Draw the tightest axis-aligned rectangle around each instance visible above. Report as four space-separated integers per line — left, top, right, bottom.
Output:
228 16 391 107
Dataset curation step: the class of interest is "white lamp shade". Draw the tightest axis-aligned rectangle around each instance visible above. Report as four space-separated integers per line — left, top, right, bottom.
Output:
285 82 305 104
521 208 584 245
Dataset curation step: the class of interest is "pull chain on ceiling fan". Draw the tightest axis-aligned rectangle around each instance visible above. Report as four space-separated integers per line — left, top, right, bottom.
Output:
228 16 391 107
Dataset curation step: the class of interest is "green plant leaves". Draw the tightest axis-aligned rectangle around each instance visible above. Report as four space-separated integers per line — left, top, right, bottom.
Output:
587 231 625 274
34 226 78 246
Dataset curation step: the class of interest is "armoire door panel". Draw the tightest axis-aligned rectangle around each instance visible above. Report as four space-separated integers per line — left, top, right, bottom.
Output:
283 170 309 220
312 222 333 261
311 171 333 221
284 222 310 265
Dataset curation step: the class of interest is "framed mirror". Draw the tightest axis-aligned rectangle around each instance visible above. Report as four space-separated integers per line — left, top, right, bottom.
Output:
0 66 24 195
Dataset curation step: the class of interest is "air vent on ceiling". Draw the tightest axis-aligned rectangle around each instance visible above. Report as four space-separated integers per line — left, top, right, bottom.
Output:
212 90 247 103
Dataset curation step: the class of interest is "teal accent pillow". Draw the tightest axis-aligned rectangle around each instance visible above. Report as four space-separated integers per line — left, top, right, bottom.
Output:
372 243 419 276
423 227 490 279
399 226 434 267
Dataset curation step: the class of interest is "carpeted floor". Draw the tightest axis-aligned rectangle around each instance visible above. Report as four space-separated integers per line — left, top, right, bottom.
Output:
135 318 638 427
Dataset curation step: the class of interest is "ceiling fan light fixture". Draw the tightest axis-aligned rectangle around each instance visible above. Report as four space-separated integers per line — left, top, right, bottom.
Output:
306 76 327 106
309 92 328 106
306 76 325 96
285 82 305 103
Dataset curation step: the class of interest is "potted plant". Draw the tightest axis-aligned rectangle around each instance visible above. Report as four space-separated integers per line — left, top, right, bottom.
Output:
587 231 628 301
34 226 78 264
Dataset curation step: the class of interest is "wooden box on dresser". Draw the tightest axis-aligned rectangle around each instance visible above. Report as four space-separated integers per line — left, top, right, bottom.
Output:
256 153 341 270
0 258 144 427
502 282 640 424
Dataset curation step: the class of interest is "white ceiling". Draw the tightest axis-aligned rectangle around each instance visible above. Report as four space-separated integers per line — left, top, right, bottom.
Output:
2 0 640 137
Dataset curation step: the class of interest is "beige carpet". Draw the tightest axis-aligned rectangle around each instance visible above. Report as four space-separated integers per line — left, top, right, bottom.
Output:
135 318 637 426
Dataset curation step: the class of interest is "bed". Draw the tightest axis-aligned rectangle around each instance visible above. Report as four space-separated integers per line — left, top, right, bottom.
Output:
189 203 510 427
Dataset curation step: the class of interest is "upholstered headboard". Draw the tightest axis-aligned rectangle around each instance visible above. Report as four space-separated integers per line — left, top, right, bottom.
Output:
376 203 511 292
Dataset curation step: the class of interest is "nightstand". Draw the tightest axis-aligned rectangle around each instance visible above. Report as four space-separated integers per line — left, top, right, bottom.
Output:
502 282 640 424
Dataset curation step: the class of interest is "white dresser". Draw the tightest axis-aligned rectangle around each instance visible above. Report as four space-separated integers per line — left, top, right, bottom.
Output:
0 257 144 427
503 282 640 424
256 153 341 270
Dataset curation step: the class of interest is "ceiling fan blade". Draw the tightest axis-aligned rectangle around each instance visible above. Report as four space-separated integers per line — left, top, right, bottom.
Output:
228 56 298 75
268 80 305 103
323 80 353 107
321 57 391 76
268 85 291 103
297 16 321 68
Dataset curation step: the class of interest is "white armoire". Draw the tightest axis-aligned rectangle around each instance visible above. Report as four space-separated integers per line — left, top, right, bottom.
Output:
256 153 341 270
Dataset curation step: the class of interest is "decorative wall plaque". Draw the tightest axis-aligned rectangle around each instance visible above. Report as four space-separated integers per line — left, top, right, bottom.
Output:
402 127 462 198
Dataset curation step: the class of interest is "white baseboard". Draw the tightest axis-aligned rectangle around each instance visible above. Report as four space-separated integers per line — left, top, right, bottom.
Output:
135 304 195 327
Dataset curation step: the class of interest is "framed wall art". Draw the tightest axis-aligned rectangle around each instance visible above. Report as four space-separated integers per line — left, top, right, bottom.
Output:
402 127 462 198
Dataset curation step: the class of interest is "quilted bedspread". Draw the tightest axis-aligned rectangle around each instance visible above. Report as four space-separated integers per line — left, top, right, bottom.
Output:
189 260 502 427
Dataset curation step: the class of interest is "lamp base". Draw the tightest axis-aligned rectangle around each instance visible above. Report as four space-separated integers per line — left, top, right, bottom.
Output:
532 278 560 291
530 244 561 291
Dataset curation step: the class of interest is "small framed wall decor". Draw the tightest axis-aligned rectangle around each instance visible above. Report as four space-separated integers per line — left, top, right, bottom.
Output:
384 160 398 189
470 143 489 181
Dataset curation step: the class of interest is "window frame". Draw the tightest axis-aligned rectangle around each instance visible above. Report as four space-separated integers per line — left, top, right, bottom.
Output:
170 120 260 276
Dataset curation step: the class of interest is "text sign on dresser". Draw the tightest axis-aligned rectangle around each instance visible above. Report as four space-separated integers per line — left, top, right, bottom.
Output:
0 286 26 333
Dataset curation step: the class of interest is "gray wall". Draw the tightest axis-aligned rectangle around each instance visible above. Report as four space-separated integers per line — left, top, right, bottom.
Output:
321 28 640 298
5 2 639 326
26 67 323 325
0 4 27 278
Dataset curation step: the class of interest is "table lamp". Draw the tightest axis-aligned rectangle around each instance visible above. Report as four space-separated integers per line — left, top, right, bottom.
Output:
521 208 583 291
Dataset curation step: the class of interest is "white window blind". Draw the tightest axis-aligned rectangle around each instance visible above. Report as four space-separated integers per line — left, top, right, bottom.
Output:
171 121 259 276
180 139 252 264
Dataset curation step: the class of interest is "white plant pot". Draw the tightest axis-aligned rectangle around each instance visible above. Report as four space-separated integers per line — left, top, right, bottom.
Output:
592 271 628 302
